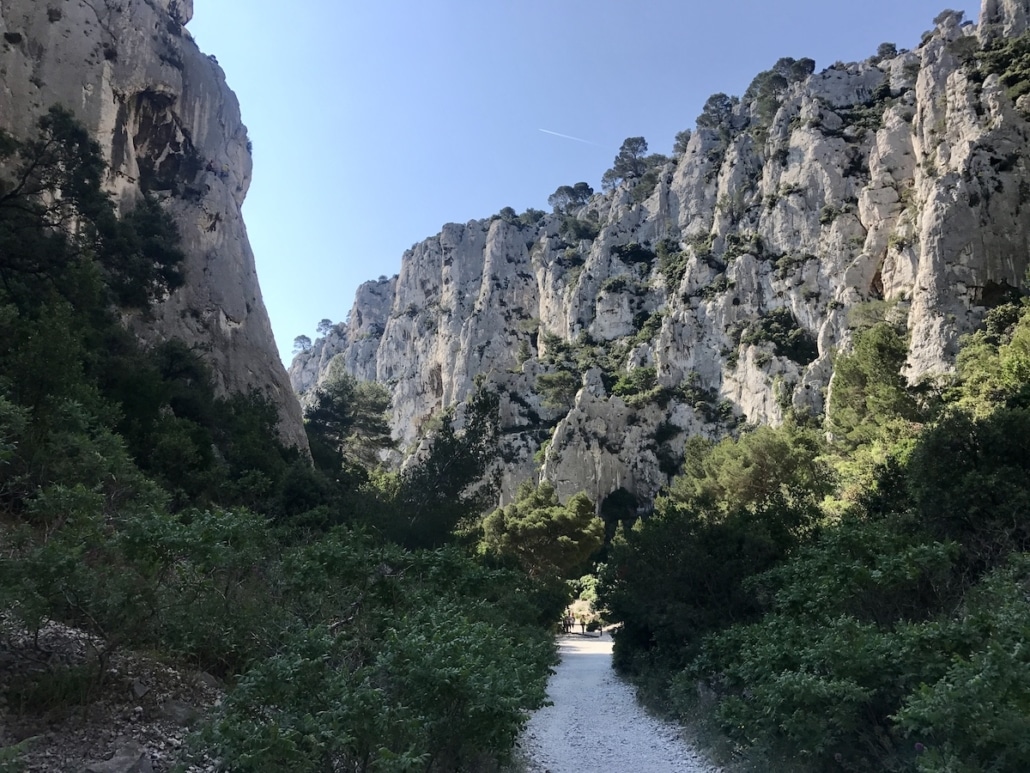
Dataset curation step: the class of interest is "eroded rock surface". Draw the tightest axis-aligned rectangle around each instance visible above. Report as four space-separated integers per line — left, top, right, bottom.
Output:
0 0 305 448
294 1 1030 504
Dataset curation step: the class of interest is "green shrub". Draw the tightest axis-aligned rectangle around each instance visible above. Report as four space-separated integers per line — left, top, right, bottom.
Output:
612 367 657 399
819 204 845 224
894 555 1030 772
772 252 815 280
656 239 689 286
518 207 546 227
0 736 37 773
198 546 555 772
698 276 731 300
723 231 763 260
600 275 630 294
560 215 600 242
629 168 661 204
908 405 1030 563
633 311 663 342
602 494 816 681
611 242 657 268
536 369 579 409
685 519 961 768
973 31 1030 99
740 307 818 365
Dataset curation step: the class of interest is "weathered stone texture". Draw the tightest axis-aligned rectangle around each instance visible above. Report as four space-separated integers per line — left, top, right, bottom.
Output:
0 0 306 448
294 1 1030 504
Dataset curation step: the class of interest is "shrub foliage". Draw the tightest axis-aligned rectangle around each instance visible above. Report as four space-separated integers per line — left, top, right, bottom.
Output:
0 109 556 772
600 301 1030 771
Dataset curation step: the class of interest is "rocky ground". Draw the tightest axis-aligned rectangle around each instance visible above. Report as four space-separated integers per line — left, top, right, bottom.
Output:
2 621 720 772
518 632 720 773
0 618 221 772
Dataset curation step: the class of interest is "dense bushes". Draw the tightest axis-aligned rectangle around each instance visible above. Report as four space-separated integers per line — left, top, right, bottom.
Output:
0 110 557 771
602 423 826 675
200 543 554 772
480 482 603 581
894 555 1030 771
600 302 1030 771
739 307 819 365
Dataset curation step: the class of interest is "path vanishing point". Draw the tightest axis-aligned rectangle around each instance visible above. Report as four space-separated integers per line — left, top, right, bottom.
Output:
519 633 721 772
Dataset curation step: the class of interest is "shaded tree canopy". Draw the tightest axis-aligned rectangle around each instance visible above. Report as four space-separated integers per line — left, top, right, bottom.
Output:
547 181 594 212
304 370 394 477
480 482 602 580
601 137 669 192
827 318 925 450
386 386 502 549
673 129 692 156
696 92 738 130
0 105 184 312
666 421 832 517
601 136 648 190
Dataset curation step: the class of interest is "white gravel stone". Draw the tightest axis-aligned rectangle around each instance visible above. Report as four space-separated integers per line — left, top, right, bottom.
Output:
520 634 720 772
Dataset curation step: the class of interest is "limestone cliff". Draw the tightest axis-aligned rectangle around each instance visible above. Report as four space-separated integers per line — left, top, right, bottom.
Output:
0 0 306 448
293 1 1030 504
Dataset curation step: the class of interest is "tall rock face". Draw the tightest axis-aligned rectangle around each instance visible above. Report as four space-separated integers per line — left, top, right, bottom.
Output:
0 0 307 449
293 2 1030 504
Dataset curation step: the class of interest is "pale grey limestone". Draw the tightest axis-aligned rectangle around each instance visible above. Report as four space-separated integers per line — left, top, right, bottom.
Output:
0 0 306 448
293 0 1030 505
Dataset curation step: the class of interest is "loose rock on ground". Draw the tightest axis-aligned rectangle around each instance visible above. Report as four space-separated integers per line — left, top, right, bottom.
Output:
519 632 720 773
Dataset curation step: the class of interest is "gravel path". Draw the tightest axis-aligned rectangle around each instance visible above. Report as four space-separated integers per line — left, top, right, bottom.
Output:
519 633 720 773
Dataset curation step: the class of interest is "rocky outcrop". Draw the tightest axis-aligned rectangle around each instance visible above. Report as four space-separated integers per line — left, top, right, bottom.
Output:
0 0 306 448
981 0 1030 39
293 1 1030 504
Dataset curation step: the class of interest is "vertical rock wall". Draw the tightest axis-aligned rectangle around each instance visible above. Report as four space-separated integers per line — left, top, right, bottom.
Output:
294 1 1030 504
0 0 306 448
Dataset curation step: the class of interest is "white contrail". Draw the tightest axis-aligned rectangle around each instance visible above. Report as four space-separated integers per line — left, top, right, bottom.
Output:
538 128 602 147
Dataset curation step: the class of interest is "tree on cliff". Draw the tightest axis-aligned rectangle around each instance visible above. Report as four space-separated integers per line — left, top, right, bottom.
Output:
548 181 594 213
0 105 185 311
696 92 738 129
601 137 669 194
601 136 649 190
304 371 393 477
382 385 502 549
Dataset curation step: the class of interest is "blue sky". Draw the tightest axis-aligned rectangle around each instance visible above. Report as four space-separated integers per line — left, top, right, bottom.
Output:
187 1 982 363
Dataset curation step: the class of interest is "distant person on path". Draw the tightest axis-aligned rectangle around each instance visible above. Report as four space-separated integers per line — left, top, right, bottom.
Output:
579 618 586 634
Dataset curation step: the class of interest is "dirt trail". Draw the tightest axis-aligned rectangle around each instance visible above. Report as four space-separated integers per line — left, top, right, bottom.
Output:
519 633 720 773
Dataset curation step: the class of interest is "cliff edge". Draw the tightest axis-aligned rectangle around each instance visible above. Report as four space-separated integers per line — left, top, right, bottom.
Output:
294 1 1030 503
0 0 306 448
